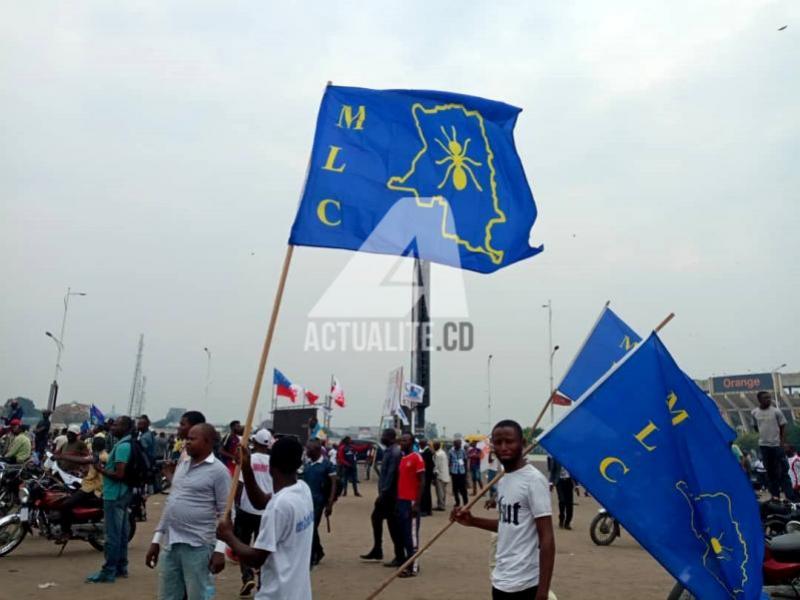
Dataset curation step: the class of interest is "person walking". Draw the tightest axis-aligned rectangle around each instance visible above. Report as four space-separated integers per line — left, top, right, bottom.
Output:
452 420 555 600
449 438 469 507
337 437 361 497
301 438 338 567
432 440 450 511
217 436 315 600
418 438 434 516
155 432 169 461
234 429 274 597
396 432 425 577
752 391 796 501
86 416 134 583
468 441 484 496
548 457 574 530
145 423 230 599
359 428 404 566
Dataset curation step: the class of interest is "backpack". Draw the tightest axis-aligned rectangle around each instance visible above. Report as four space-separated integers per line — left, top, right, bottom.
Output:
123 438 153 488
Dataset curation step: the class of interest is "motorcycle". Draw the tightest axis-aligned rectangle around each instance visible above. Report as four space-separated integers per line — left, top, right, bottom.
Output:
590 507 622 546
667 531 800 599
761 499 800 539
0 472 136 557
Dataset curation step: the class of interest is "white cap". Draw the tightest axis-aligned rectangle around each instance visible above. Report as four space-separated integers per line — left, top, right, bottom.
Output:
67 424 81 434
251 429 273 447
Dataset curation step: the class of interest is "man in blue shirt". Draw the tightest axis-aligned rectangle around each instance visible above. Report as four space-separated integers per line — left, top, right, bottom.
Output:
87 416 133 583
302 439 338 567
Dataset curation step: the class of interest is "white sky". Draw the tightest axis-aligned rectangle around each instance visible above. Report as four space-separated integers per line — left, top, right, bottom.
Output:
1 1 798 434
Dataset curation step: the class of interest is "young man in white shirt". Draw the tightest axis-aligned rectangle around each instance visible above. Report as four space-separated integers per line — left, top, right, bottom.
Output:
234 429 274 597
218 436 314 600
452 419 555 600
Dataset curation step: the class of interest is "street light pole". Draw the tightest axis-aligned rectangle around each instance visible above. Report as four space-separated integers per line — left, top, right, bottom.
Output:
204 347 212 402
487 354 493 431
542 300 559 423
47 287 86 411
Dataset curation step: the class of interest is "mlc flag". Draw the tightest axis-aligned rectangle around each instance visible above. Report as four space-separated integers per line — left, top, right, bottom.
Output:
289 86 542 273
553 306 641 405
539 334 763 600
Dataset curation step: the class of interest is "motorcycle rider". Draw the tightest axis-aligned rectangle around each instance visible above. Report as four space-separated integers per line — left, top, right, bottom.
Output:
1 419 32 464
55 424 90 473
57 435 107 543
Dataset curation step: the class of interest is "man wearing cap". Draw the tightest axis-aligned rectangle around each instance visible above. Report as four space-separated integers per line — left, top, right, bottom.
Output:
2 419 31 464
234 429 274 597
56 424 90 473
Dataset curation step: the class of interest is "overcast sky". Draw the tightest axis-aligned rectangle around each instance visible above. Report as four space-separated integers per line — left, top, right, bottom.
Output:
1 1 798 435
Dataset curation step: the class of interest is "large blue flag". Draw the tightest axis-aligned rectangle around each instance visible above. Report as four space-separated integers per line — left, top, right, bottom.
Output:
289 85 542 273
539 333 763 600
555 305 641 403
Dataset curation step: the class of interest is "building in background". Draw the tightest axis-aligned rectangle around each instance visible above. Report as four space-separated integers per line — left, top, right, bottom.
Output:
696 371 800 432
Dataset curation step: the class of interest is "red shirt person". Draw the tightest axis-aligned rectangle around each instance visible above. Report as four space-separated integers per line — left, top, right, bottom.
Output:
395 432 425 577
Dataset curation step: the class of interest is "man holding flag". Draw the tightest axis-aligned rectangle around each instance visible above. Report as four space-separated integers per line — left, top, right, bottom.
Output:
452 419 554 599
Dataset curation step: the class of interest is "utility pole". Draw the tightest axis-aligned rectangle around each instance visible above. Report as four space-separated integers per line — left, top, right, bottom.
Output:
542 300 559 423
203 347 212 402
127 334 144 416
46 287 87 411
487 354 493 431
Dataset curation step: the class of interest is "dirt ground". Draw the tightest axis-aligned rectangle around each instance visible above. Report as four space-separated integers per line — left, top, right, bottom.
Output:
1 477 674 599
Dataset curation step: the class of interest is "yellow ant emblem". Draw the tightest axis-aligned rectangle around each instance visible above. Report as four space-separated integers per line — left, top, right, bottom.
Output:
434 125 483 192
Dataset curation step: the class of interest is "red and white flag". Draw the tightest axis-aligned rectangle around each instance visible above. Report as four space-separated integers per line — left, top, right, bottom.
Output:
331 377 345 408
305 390 319 405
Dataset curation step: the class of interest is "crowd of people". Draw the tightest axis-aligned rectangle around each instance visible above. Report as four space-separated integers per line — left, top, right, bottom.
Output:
1 398 562 599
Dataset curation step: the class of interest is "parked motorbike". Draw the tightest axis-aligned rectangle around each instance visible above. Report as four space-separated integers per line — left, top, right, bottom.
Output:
761 499 800 539
0 462 41 517
0 472 136 557
590 507 622 546
667 532 800 599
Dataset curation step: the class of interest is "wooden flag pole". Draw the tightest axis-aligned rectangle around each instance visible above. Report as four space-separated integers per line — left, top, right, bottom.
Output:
223 244 295 518
365 311 676 599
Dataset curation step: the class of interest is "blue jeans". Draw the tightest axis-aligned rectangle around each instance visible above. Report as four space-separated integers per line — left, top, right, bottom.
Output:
102 491 131 577
159 543 215 600
395 499 420 573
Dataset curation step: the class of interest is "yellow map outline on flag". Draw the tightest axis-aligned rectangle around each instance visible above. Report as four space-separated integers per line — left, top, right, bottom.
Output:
386 103 507 265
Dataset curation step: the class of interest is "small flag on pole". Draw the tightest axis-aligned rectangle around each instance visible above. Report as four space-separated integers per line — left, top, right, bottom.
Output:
553 305 641 405
402 382 424 406
90 404 105 425
331 377 345 408
305 390 320 405
274 369 298 402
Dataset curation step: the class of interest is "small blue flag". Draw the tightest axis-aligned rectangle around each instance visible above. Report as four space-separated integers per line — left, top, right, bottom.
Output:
289 85 542 273
539 333 763 600
90 404 105 425
80 419 91 434
555 306 641 403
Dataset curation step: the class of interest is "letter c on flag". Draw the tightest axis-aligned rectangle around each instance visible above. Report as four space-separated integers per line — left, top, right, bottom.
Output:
599 456 630 483
317 199 341 227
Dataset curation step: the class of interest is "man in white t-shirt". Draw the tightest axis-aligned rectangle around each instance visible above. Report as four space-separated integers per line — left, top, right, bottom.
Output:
234 429 274 597
218 436 314 600
452 419 555 600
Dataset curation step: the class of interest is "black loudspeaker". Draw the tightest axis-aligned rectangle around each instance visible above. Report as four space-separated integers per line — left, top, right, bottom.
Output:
272 408 318 444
